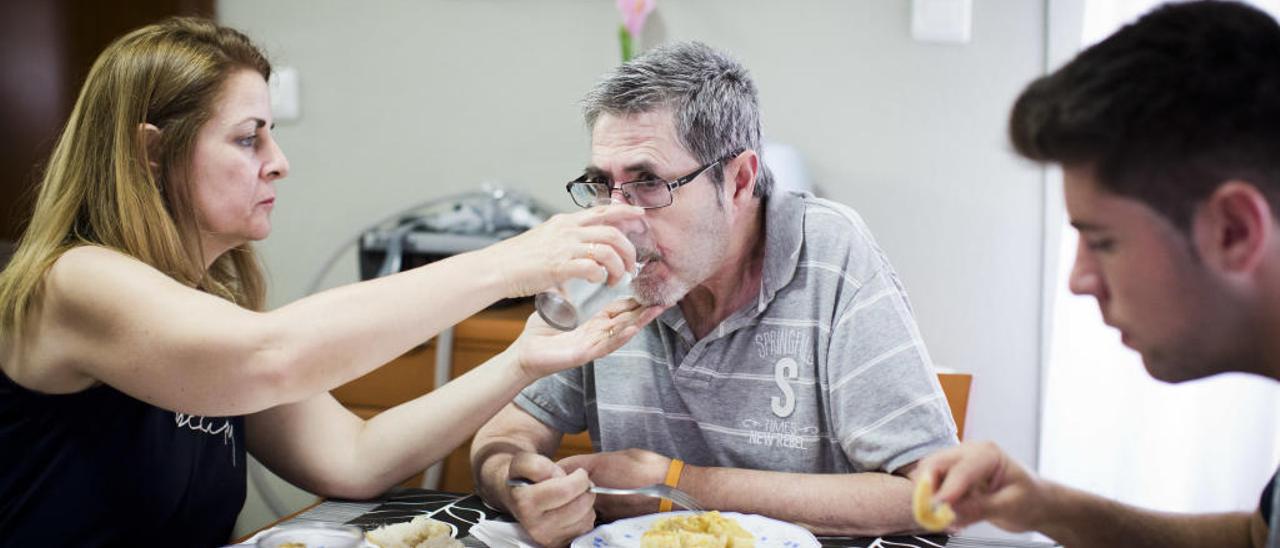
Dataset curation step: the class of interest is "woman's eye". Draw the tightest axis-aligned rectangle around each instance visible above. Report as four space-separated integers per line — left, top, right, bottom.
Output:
236 135 258 147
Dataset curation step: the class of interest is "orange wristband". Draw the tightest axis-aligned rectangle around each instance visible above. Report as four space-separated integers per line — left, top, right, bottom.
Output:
658 458 685 512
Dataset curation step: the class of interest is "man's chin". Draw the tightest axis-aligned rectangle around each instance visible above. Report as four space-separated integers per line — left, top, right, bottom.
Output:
1140 355 1208 384
632 288 679 308
632 277 684 308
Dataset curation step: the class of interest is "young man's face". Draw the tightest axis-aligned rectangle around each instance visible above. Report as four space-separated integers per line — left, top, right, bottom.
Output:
1063 166 1242 383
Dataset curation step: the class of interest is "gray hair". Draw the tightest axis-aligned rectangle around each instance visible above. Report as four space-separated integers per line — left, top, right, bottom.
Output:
582 41 773 198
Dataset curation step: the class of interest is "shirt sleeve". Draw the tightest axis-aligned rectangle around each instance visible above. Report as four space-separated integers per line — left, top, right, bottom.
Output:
513 364 589 434
825 267 958 473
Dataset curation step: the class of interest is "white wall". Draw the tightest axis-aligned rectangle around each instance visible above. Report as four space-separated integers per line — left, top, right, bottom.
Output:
219 0 1048 538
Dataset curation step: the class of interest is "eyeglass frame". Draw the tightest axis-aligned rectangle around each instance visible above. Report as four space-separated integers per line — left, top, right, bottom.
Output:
564 151 743 209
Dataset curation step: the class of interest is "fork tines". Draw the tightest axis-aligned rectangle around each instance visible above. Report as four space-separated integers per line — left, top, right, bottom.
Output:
657 486 704 512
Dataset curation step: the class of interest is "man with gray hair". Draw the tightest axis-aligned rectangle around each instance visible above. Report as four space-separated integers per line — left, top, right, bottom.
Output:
472 41 956 545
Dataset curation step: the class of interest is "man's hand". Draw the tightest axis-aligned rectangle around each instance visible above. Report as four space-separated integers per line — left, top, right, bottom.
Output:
504 452 597 547
557 449 674 520
919 441 1264 547
915 441 1052 532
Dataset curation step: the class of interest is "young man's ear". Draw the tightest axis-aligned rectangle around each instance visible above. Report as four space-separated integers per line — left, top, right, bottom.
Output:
137 123 162 174
1193 181 1273 274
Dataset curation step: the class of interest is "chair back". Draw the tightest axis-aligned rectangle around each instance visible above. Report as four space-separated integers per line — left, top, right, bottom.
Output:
937 372 972 440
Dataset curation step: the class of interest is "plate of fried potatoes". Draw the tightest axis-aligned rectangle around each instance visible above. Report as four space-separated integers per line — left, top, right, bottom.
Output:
571 510 820 548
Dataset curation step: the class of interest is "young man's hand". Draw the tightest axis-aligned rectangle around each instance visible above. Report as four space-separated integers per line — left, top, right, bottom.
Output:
915 441 1053 532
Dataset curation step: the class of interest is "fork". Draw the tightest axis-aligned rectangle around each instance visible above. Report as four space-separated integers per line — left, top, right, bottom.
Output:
506 478 705 511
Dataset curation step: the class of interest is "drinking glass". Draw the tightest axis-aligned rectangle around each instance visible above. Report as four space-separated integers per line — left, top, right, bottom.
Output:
536 202 650 331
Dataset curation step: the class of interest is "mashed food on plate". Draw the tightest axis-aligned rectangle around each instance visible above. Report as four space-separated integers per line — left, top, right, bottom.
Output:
640 511 755 548
364 515 462 548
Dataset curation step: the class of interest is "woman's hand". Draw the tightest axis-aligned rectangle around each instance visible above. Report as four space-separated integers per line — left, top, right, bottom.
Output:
511 298 664 381
489 204 646 298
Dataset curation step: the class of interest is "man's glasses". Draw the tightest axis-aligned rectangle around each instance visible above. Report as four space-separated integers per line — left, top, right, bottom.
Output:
565 153 739 209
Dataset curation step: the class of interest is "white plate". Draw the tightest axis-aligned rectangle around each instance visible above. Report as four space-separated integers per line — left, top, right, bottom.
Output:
229 525 377 548
233 519 461 548
571 511 821 548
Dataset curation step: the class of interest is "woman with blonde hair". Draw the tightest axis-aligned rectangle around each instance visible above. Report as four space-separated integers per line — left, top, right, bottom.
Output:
0 17 657 546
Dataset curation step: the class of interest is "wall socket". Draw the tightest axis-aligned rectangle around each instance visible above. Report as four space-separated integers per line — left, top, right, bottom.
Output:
911 0 972 44
269 66 301 122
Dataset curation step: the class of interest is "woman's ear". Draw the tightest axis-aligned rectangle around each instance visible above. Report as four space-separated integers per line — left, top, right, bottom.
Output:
137 123 162 174
1192 181 1273 275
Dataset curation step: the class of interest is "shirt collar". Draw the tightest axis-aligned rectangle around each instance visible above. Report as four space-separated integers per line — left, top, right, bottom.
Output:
757 190 807 314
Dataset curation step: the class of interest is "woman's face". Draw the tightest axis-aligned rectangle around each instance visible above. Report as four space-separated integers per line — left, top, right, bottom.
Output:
188 68 289 265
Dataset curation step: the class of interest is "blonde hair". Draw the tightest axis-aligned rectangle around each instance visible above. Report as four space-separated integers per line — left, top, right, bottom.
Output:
0 17 271 337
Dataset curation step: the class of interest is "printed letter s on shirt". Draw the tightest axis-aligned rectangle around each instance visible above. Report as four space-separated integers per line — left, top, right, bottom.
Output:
771 357 798 418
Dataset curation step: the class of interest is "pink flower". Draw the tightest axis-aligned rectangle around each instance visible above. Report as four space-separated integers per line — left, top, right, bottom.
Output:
616 0 655 38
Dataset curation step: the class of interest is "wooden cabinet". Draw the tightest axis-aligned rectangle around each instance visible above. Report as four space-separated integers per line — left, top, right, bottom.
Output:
330 303 592 493
1 1 215 244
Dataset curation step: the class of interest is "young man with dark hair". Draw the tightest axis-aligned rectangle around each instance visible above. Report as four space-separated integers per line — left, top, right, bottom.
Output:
918 1 1280 546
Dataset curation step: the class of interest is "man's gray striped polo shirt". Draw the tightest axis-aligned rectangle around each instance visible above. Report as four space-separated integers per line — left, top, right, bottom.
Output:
516 190 957 474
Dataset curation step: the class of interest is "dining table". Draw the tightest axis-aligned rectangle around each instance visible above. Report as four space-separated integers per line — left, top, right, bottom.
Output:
236 487 1060 548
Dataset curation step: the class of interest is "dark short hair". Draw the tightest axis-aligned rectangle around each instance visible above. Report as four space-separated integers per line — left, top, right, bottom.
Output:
1010 0 1280 232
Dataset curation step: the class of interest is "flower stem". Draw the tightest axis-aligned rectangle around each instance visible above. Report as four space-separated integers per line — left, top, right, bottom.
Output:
619 24 633 62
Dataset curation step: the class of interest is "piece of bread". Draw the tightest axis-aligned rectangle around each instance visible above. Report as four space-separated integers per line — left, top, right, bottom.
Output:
364 515 462 548
911 476 956 532
640 511 754 548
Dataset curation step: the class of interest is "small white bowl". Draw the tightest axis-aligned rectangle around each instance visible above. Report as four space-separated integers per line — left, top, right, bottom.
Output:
255 523 364 548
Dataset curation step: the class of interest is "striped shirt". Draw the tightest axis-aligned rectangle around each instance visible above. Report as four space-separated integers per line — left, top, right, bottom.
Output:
516 190 957 473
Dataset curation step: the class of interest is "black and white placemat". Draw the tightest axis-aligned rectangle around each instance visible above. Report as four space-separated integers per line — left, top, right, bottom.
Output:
283 488 1057 548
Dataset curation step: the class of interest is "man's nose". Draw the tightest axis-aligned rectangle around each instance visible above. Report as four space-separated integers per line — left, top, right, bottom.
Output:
1068 239 1101 297
609 186 633 205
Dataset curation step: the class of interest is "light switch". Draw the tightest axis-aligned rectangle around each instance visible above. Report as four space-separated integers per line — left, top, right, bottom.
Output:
269 66 300 122
911 0 972 44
